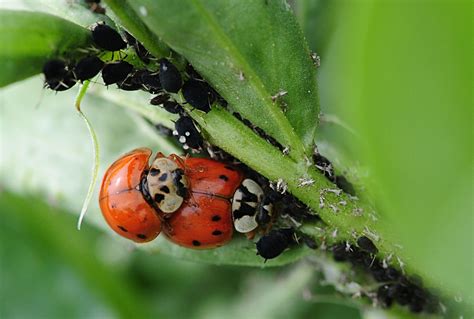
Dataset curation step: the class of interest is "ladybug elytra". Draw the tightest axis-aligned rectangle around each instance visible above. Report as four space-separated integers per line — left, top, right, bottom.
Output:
99 148 272 249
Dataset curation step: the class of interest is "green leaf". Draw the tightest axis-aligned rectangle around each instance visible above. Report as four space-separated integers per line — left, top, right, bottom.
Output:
0 77 309 267
0 10 92 87
1 0 107 28
108 0 319 159
144 236 312 267
0 191 153 318
322 1 473 305
294 0 338 56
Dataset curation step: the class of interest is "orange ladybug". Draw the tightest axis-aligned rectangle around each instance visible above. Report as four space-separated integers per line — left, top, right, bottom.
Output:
99 148 162 243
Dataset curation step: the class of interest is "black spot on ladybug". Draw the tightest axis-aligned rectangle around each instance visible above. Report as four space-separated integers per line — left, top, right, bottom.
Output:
158 58 182 93
74 56 104 82
232 202 255 219
357 236 378 254
137 234 147 239
256 228 294 260
182 80 214 112
158 173 168 182
91 23 127 51
102 61 133 85
212 230 223 236
149 168 160 176
224 165 236 171
117 225 128 232
219 175 229 181
154 193 165 203
192 240 201 247
160 186 170 194
211 215 221 222
241 184 260 202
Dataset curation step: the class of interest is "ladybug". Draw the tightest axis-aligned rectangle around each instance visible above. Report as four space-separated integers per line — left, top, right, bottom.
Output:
160 155 245 248
99 149 271 249
99 148 162 243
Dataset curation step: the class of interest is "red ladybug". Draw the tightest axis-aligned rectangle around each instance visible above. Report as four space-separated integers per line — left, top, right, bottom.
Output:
161 156 244 248
99 148 162 243
99 148 271 249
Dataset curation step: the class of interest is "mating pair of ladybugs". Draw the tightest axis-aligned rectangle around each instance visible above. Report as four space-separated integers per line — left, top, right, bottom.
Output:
99 148 273 249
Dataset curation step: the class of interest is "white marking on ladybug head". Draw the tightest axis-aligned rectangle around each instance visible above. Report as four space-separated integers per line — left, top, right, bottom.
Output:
147 157 188 213
232 179 264 233
234 215 258 233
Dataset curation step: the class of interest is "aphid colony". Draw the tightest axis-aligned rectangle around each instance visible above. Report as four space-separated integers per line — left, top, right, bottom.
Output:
42 20 443 315
331 238 442 314
42 22 214 151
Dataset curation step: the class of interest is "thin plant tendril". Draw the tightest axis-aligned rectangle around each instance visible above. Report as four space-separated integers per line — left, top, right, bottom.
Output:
75 81 100 230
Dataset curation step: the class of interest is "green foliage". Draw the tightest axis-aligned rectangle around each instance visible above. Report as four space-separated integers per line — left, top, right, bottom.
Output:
117 0 319 158
318 1 473 301
0 0 472 318
0 10 92 87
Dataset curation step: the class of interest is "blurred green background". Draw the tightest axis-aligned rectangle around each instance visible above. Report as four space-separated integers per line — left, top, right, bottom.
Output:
1 0 472 318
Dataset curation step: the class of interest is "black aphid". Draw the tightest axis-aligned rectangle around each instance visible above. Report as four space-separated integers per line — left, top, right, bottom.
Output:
173 116 203 151
139 70 162 94
335 175 356 196
42 59 76 91
256 228 294 261
163 101 183 114
150 93 170 106
124 31 152 64
74 56 104 81
182 80 215 112
158 58 182 93
91 23 127 51
102 61 133 85
357 236 378 254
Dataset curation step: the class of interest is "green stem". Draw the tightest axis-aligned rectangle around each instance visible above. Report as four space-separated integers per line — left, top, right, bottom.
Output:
104 0 170 58
190 108 403 260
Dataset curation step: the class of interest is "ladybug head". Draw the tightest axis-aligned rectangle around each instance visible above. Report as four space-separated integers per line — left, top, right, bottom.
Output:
146 155 189 213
